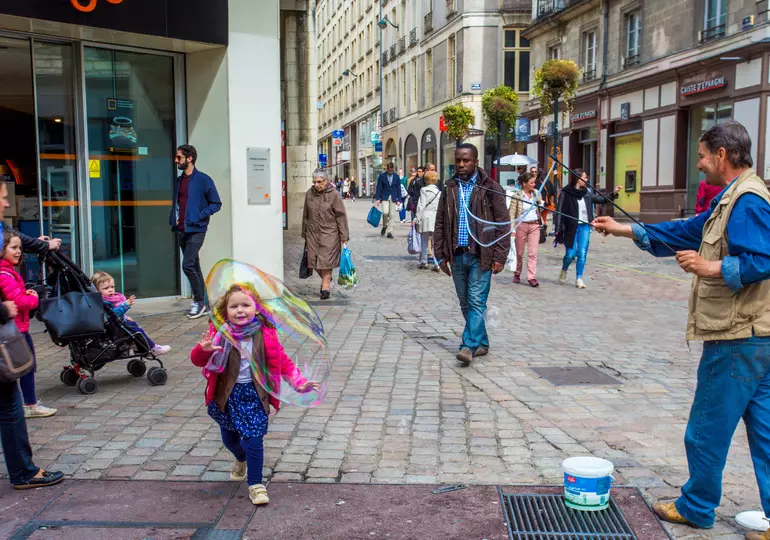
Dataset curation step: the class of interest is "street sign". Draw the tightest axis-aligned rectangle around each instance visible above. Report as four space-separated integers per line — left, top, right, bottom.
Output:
332 129 344 138
318 153 327 167
374 141 383 152
471 83 481 90
467 128 485 137
371 131 381 144
333 137 342 146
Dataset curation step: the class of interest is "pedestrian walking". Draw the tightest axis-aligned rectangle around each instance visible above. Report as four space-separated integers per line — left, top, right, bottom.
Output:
434 144 510 365
171 144 222 319
555 168 620 289
415 171 441 271
375 162 401 239
301 169 350 300
0 230 56 419
406 167 423 220
343 177 350 199
509 172 543 287
349 178 357 202
592 121 770 538
191 283 320 506
0 182 63 491
398 169 408 223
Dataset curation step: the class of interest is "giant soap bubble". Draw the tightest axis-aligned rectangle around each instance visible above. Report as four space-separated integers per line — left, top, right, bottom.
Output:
205 259 331 408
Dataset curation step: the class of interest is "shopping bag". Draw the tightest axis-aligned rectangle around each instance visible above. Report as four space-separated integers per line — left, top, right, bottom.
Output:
39 276 105 342
337 246 358 289
299 243 313 279
407 225 422 255
367 206 383 227
504 236 517 272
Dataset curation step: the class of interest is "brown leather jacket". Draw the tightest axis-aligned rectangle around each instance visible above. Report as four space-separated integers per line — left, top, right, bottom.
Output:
434 167 511 271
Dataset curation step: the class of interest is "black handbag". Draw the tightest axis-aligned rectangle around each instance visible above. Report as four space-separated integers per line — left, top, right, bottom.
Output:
39 276 105 341
0 301 34 383
299 244 313 279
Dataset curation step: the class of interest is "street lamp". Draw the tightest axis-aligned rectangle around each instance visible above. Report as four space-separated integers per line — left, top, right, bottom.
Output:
377 16 399 29
342 68 357 77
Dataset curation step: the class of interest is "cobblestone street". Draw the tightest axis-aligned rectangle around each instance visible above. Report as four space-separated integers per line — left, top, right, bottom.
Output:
6 200 761 538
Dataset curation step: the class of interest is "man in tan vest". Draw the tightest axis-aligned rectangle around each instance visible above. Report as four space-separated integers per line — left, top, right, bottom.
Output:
594 121 770 538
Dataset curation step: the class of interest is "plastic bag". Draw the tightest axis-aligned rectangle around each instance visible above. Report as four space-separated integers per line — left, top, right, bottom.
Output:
407 225 422 255
504 236 517 272
367 206 382 227
337 247 358 289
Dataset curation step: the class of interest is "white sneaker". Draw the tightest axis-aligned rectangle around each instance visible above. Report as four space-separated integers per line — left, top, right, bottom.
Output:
152 345 171 356
576 278 586 289
24 401 57 418
558 270 567 284
230 459 247 481
248 483 270 505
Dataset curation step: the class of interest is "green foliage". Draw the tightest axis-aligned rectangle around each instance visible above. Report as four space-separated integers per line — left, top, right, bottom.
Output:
442 103 475 142
532 59 580 129
481 86 519 135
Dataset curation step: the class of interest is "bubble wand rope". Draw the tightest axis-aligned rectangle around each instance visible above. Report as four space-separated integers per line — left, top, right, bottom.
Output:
547 154 678 255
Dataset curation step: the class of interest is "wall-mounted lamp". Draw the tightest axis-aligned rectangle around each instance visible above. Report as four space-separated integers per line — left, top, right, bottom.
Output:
343 69 357 77
377 17 399 29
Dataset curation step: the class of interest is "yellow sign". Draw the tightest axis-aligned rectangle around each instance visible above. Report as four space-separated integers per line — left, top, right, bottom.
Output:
89 160 101 178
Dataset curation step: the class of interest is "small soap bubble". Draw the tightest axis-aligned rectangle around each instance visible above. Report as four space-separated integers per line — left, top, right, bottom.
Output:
485 305 501 328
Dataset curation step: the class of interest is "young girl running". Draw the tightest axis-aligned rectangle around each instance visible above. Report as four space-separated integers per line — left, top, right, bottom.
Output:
0 230 57 418
91 271 170 355
191 283 319 505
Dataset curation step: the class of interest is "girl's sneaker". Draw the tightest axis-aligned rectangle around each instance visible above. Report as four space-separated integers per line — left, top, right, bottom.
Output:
230 459 246 481
152 345 171 355
558 270 568 284
24 401 57 418
576 278 586 289
248 484 270 505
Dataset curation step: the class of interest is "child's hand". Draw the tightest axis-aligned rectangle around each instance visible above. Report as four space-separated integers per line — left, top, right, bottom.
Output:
198 330 223 352
127 295 136 306
25 289 38 297
297 381 320 393
126 316 134 322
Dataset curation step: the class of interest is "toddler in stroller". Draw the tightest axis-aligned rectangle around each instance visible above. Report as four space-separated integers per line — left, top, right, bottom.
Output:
91 271 170 356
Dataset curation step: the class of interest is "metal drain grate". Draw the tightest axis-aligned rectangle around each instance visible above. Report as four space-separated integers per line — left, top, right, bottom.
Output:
501 493 636 540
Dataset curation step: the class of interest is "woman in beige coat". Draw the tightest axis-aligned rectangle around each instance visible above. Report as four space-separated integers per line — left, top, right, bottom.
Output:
302 169 350 299
508 171 543 287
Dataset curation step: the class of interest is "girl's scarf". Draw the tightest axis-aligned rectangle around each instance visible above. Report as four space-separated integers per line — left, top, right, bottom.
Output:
102 292 127 307
205 318 262 373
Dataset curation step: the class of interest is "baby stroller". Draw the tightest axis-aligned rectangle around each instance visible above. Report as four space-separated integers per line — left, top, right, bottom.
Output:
34 251 168 395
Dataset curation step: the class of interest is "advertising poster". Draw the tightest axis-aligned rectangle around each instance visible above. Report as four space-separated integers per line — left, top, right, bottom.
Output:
107 98 137 154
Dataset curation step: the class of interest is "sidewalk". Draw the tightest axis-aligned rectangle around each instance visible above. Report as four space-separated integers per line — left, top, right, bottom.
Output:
0 200 761 538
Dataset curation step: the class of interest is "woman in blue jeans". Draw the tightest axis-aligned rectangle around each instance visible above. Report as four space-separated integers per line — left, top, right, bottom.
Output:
555 169 621 289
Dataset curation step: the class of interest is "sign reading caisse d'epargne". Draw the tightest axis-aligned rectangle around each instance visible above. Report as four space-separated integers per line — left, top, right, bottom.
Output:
0 0 228 45
680 76 727 96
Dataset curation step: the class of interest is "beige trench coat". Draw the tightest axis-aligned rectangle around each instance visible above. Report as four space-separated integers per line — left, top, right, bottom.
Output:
301 183 350 270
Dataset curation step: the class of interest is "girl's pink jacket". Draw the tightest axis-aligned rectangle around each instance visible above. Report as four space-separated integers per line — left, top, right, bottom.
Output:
0 260 38 333
190 324 307 413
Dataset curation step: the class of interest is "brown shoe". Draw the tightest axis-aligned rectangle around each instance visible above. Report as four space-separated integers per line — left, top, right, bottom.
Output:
475 347 488 357
456 347 473 364
652 501 698 527
746 531 770 540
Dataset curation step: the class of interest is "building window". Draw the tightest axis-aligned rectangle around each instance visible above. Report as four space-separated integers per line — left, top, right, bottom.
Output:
703 0 726 41
448 35 456 98
401 65 407 116
548 44 560 60
425 49 433 108
411 57 417 110
624 11 641 68
503 29 530 93
582 30 596 81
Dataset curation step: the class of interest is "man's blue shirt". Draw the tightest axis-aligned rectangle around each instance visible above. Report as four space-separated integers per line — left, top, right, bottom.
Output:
631 178 770 293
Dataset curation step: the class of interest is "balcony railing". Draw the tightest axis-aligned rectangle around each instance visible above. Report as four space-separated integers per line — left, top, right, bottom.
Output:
409 28 418 46
390 44 397 59
582 68 596 82
399 36 406 54
536 0 565 18
389 108 396 122
424 12 433 33
382 51 388 66
623 53 640 69
700 24 726 43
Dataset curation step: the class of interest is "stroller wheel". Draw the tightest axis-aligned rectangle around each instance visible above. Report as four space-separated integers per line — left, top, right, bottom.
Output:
147 367 168 387
76 377 98 395
60 367 78 387
127 359 147 377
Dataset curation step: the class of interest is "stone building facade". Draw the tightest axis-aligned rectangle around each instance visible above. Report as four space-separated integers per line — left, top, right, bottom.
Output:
522 0 770 222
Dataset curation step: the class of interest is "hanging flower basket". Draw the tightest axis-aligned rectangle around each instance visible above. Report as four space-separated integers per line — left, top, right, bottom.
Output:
532 59 580 134
481 86 519 135
442 103 476 143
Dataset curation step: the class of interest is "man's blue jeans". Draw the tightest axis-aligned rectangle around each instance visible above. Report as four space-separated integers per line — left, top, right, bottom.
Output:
451 252 492 353
0 381 38 485
562 223 591 279
675 336 770 527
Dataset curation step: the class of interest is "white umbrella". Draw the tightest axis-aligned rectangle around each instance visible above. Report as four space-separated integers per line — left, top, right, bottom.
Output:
495 153 538 167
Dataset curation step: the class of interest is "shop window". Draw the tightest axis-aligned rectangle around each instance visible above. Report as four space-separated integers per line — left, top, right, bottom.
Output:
624 11 641 68
687 102 732 207
624 171 637 193
582 30 597 82
702 0 726 41
503 29 531 93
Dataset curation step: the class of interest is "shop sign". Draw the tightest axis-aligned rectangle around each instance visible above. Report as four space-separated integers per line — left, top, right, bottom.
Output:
471 83 481 91
333 137 342 147
680 76 727 96
318 154 327 167
246 147 271 205
467 128 485 137
370 131 381 144
439 116 447 132
620 103 631 121
514 118 530 142
374 141 383 152
71 0 123 13
425 133 432 144
571 110 597 123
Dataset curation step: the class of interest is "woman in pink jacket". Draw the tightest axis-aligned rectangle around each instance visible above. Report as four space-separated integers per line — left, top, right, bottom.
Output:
0 230 56 419
191 283 318 506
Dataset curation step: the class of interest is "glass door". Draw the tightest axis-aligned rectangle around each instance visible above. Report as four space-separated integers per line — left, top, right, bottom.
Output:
83 47 179 297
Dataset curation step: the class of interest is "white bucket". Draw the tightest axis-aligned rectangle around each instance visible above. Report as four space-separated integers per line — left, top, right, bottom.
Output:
562 457 614 511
